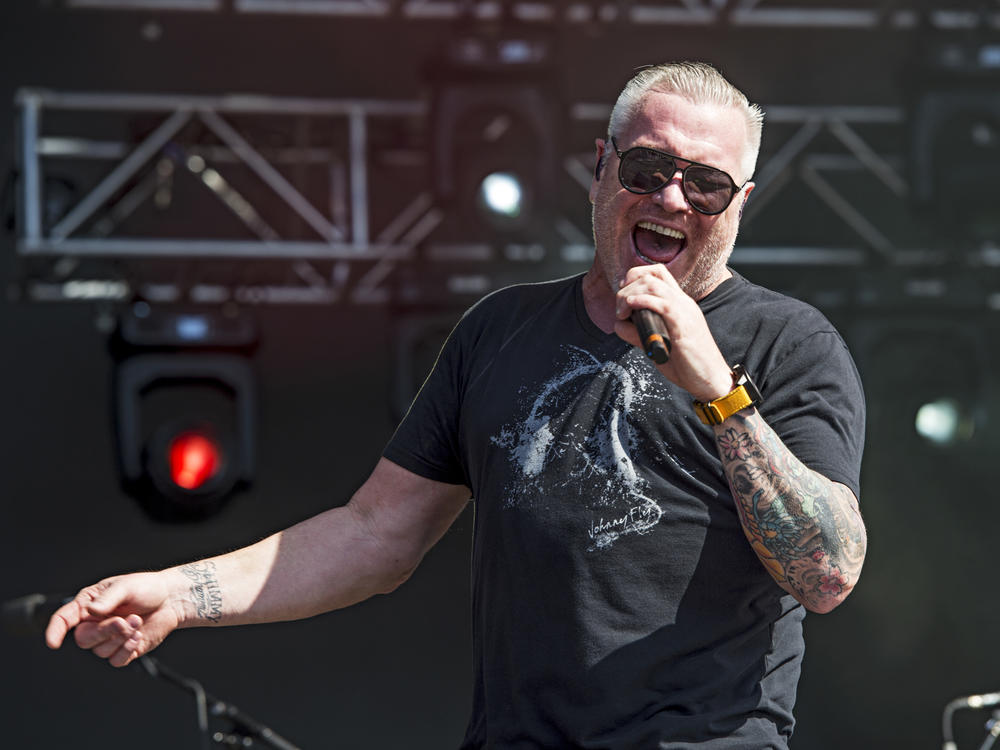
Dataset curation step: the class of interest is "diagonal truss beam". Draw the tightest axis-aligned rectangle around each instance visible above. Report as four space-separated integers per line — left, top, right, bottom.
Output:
50 108 194 241
798 159 894 258
197 108 343 242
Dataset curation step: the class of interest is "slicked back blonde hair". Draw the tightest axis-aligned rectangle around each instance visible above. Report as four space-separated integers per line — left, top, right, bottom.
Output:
606 61 764 183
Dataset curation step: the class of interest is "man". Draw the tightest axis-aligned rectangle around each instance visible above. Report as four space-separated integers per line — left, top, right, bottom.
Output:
46 61 866 748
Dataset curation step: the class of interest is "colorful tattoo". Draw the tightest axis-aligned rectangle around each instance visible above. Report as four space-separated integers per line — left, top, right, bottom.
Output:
180 561 223 623
716 413 866 611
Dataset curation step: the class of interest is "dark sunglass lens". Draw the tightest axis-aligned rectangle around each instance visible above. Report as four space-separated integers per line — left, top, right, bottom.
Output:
684 166 734 213
621 149 673 193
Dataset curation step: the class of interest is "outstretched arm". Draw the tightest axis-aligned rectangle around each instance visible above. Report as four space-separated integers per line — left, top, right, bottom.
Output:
45 458 470 666
714 409 866 612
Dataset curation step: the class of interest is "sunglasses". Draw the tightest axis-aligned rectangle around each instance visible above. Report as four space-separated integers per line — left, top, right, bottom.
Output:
610 136 746 216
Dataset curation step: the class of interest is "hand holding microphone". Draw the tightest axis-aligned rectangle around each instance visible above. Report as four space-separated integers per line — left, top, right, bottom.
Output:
631 308 671 364
618 265 735 404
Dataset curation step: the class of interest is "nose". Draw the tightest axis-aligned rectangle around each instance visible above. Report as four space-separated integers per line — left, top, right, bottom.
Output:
651 169 689 212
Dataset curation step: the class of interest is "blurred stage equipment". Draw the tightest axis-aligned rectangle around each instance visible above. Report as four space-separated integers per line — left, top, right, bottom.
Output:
59 0 1000 30
426 31 556 239
909 40 1000 249
942 690 1000 750
10 23 1000 506
19 80 1000 311
850 315 989 458
1 591 303 750
139 656 302 750
12 88 431 306
113 303 257 521
1 592 72 636
914 397 976 446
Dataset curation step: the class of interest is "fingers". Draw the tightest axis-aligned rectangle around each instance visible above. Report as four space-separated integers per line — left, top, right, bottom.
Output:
75 614 145 668
44 611 69 649
48 603 145 668
613 317 642 350
615 264 680 322
44 578 134 651
45 581 109 649
614 266 674 351
74 613 138 649
45 573 174 667
45 596 88 649
621 263 680 295
613 264 732 399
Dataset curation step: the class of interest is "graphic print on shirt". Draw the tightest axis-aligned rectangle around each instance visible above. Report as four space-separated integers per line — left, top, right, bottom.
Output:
491 345 689 551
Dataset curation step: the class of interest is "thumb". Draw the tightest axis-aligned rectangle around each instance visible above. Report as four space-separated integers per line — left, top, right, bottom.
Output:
84 579 132 617
45 581 117 649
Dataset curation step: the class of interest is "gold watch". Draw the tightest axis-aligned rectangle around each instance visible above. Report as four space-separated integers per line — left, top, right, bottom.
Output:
692 364 762 425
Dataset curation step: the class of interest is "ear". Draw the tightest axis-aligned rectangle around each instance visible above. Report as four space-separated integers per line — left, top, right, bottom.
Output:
590 138 608 203
738 182 755 219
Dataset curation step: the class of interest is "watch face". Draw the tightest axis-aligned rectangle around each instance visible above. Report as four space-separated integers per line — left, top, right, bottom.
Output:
733 364 763 407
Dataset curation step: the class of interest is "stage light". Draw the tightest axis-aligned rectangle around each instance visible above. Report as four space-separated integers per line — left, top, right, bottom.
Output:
175 314 211 342
113 305 257 521
167 430 222 490
478 171 525 220
427 33 555 240
915 398 975 446
857 316 991 472
115 355 255 521
431 95 549 239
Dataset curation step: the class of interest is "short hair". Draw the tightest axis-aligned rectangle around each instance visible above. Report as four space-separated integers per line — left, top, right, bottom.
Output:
606 61 764 182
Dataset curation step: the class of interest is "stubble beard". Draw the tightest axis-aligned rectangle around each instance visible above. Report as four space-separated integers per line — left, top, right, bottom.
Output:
590 199 740 302
680 216 739 300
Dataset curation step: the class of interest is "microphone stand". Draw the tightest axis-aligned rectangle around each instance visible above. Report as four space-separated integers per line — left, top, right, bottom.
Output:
943 692 1000 750
139 655 302 749
981 711 1000 750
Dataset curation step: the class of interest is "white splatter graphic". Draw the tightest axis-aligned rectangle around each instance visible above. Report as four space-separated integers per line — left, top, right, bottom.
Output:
491 345 682 551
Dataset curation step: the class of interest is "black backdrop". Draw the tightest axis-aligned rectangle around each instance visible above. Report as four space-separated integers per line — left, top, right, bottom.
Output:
3 4 1000 749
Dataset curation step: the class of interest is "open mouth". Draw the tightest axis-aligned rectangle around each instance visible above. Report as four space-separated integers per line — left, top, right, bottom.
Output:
632 221 686 266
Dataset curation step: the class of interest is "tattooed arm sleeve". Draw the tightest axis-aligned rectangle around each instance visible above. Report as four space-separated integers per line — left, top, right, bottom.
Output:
715 408 867 613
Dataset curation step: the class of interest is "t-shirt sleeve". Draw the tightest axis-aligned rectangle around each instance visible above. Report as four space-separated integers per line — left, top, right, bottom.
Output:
382 315 471 488
758 329 866 499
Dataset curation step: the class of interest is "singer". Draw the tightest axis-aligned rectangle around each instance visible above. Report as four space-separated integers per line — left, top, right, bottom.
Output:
45 62 867 749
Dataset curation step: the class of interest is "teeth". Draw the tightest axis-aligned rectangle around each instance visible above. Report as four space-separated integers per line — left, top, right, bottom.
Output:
637 221 685 240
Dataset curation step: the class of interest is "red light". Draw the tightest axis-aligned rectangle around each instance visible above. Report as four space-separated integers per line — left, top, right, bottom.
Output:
167 432 222 490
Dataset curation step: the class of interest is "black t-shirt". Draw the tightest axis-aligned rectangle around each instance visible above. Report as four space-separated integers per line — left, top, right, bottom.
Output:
384 271 865 749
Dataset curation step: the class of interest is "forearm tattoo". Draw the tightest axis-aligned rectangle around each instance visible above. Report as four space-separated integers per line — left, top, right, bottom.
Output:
180 561 224 623
716 411 867 610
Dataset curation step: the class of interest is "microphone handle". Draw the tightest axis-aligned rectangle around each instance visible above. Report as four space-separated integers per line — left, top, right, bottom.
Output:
632 309 671 364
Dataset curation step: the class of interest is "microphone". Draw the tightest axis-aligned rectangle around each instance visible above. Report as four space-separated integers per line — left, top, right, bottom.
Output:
632 309 671 364
2 592 72 636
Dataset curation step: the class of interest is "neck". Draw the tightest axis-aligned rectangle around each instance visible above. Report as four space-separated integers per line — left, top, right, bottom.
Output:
581 266 619 334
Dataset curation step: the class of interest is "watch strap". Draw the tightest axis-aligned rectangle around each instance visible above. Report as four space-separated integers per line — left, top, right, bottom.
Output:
692 365 762 425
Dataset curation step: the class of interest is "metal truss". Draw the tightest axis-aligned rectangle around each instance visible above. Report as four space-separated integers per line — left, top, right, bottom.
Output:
15 89 436 305
13 86 998 309
62 0 1000 30
738 104 911 261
